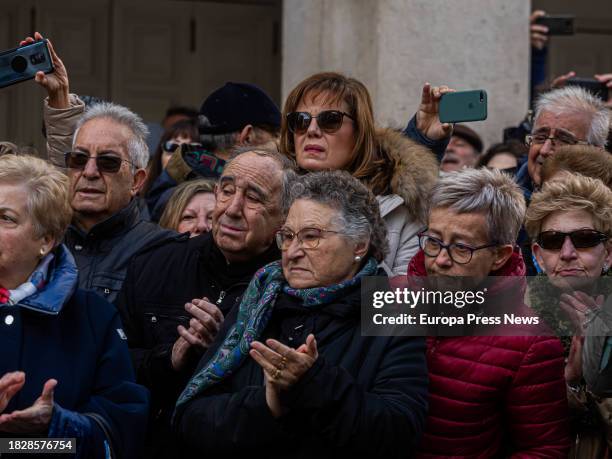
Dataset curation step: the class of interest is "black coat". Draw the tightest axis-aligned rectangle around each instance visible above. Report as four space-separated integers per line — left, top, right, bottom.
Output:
174 280 429 458
64 199 175 304
114 232 281 457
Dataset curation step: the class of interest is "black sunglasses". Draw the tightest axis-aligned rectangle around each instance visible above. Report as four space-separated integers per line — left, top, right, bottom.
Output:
64 151 132 173
163 141 201 153
286 110 354 134
537 229 609 250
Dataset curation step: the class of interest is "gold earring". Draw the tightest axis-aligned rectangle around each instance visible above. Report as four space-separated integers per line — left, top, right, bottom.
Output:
40 248 46 257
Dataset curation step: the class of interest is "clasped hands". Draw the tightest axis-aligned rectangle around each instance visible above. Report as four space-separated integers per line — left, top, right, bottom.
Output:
250 334 318 418
0 372 55 434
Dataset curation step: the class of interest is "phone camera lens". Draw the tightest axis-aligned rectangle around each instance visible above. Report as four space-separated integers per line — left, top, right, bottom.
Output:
30 52 46 65
479 92 484 102
10 55 28 73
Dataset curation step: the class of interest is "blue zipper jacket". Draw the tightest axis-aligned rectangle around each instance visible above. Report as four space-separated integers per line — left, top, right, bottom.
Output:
0 245 149 458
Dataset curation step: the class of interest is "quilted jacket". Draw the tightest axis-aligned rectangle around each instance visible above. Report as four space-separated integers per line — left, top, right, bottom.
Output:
408 250 571 458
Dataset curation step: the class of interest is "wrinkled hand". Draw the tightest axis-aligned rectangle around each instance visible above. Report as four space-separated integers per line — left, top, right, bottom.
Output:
565 335 584 384
20 32 69 109
250 334 318 418
262 371 285 418
185 298 224 346
560 291 604 335
416 83 454 140
0 372 26 414
595 73 612 108
0 379 56 434
530 10 549 50
171 297 224 370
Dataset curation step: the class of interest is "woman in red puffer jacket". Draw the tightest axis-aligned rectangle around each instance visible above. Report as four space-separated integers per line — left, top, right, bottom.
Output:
410 168 570 458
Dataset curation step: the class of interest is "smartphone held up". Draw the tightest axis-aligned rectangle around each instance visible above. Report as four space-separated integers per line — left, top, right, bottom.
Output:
439 90 488 124
0 39 54 89
534 14 575 36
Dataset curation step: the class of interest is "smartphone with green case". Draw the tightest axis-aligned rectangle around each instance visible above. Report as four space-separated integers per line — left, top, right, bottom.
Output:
439 90 487 123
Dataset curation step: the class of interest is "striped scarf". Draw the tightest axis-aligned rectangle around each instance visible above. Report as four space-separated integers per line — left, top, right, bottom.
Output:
0 254 53 306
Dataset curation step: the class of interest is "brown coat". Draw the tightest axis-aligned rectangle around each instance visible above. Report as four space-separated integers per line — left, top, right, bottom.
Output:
375 128 439 276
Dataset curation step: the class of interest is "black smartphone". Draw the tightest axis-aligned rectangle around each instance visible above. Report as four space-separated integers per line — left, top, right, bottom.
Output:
534 15 575 35
566 77 609 101
439 90 488 124
0 39 54 89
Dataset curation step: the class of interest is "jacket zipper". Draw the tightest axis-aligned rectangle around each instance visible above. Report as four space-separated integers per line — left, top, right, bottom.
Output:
212 280 249 307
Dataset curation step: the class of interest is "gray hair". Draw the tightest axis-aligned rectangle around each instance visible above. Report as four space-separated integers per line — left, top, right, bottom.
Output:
429 168 526 245
534 86 610 147
73 102 150 169
285 170 389 262
226 145 297 212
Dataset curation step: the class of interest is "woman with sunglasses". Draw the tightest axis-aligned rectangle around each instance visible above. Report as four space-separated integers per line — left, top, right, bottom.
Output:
174 171 428 458
526 173 612 458
142 119 199 197
280 72 449 276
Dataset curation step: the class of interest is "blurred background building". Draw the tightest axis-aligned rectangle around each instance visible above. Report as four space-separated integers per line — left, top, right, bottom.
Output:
0 0 610 154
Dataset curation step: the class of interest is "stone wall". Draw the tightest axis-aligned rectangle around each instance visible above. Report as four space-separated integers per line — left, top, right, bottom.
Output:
282 0 531 150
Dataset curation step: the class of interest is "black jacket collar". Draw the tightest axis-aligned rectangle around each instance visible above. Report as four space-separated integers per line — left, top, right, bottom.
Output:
199 233 281 289
67 199 141 242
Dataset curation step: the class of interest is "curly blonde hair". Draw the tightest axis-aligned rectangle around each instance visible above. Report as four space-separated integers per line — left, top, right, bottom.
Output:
540 145 612 188
525 173 612 239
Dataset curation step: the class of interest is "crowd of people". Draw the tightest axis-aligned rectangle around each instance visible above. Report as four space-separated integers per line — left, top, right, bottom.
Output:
0 13 611 458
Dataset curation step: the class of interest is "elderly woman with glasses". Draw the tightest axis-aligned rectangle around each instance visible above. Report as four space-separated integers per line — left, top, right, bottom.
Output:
279 72 452 276
174 170 428 458
407 168 570 457
0 155 148 458
526 173 612 458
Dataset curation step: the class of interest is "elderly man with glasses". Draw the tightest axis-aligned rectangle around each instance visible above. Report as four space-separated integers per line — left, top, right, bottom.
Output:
19 32 174 303
61 102 175 304
516 85 610 202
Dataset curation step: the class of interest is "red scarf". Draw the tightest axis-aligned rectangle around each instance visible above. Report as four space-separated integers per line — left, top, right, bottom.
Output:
0 286 9 304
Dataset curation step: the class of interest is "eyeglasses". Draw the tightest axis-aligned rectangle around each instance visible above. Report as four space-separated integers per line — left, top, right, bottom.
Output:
537 229 608 250
163 141 201 153
286 110 354 134
64 151 133 173
525 132 589 147
276 227 340 251
418 233 498 265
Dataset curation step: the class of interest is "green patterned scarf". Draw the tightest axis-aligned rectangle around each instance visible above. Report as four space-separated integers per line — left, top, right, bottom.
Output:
175 257 378 409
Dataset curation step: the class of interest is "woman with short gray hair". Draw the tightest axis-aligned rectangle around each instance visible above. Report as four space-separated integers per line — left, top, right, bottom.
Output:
175 170 428 458
428 166 526 246
409 168 570 457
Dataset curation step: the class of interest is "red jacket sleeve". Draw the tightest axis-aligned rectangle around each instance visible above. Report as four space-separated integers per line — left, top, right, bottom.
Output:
506 336 571 458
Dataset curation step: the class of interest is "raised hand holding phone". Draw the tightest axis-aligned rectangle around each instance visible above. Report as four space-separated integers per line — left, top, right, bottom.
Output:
19 32 69 109
439 90 488 124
